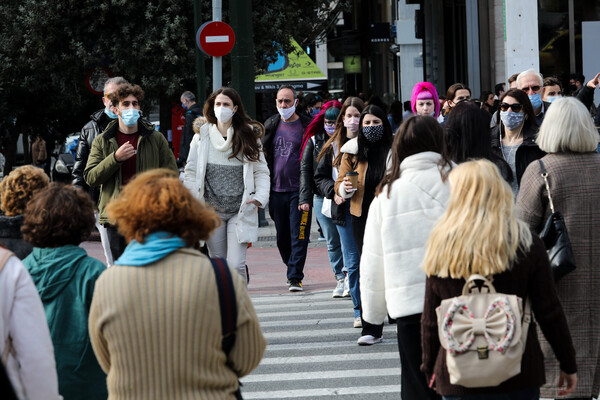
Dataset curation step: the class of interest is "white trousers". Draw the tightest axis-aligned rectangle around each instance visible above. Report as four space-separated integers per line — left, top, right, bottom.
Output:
206 211 248 283
95 212 113 266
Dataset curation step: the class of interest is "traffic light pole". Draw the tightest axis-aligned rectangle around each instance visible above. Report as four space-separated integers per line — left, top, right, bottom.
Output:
230 0 256 119
213 0 222 91
193 0 205 104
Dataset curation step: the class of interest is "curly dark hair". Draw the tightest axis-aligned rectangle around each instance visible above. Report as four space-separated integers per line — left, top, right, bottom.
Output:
107 83 145 106
0 165 50 216
21 183 95 247
106 169 220 246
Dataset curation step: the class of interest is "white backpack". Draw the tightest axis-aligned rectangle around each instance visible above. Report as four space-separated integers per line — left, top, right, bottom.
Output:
436 274 531 388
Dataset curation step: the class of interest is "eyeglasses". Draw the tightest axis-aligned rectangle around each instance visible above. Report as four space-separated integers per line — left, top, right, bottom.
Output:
521 85 541 93
324 121 336 127
500 103 523 112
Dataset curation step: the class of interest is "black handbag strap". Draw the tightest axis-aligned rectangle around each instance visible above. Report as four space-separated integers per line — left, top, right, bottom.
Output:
209 257 237 356
538 159 555 213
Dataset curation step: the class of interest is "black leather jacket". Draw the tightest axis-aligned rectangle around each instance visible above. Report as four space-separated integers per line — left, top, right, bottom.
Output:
313 144 347 226
299 130 328 205
72 109 114 202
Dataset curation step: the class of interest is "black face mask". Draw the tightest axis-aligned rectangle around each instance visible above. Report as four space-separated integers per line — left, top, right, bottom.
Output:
570 84 578 92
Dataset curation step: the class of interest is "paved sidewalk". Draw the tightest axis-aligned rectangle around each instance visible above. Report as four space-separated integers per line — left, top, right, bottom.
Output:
80 212 338 296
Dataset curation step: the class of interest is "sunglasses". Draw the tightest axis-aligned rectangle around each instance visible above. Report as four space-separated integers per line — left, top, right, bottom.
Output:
521 85 541 93
500 103 523 112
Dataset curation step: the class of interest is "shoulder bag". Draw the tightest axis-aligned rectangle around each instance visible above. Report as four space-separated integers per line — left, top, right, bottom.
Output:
210 257 243 400
537 160 576 281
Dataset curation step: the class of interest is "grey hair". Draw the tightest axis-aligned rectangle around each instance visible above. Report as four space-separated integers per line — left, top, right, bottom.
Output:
104 77 129 93
536 97 599 153
181 91 196 102
278 84 297 98
516 69 544 88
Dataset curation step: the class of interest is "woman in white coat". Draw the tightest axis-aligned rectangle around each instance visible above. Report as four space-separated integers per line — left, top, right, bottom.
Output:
0 248 61 400
360 116 453 400
184 87 270 282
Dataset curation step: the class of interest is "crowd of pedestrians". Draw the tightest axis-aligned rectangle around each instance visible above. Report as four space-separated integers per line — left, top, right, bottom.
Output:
0 66 599 400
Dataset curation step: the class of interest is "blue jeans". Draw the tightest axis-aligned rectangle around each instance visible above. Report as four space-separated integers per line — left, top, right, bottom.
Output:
443 387 540 400
336 205 361 318
269 191 311 281
313 195 345 280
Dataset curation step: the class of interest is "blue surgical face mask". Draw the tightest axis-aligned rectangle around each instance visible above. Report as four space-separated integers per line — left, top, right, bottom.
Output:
181 102 188 111
324 125 336 135
104 106 118 119
546 95 560 103
500 110 525 130
528 93 542 109
121 108 141 127
362 125 384 143
310 108 320 117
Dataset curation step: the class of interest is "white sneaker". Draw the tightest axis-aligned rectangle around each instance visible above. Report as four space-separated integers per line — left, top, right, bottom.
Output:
342 275 350 297
353 317 362 328
357 335 382 346
332 279 345 298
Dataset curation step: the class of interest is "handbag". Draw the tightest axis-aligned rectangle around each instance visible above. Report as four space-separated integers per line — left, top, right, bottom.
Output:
537 160 576 281
436 275 531 388
321 197 332 218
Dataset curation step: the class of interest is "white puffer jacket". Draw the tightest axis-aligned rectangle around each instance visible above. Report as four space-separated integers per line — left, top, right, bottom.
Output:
0 253 61 400
360 152 452 323
183 123 270 243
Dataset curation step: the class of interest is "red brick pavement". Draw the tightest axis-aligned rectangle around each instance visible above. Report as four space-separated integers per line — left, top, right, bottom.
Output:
79 242 337 296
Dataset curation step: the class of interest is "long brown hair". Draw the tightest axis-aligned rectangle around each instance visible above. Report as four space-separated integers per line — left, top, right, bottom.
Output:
203 87 264 162
317 96 365 166
376 116 452 198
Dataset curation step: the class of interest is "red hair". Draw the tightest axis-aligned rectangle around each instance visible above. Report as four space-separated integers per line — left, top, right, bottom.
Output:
300 100 343 159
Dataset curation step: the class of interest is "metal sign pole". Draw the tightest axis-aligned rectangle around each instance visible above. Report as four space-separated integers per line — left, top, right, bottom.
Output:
213 0 222 91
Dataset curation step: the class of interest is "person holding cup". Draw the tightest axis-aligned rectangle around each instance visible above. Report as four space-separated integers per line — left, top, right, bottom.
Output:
334 104 393 345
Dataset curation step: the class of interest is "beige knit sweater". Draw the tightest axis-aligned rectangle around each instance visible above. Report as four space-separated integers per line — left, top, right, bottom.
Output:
88 248 266 400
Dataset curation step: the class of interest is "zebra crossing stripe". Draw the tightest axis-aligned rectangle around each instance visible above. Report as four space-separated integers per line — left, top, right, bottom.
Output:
258 352 398 365
242 368 400 383
263 326 396 339
243 385 402 399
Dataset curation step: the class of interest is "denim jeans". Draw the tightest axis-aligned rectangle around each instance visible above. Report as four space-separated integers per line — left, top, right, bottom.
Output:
313 195 345 280
443 387 540 400
336 205 361 318
268 191 311 281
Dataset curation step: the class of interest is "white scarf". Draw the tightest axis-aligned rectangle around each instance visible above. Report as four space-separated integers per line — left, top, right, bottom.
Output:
208 123 234 152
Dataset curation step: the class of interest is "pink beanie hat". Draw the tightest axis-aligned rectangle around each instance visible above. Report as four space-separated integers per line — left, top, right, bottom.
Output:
411 82 440 118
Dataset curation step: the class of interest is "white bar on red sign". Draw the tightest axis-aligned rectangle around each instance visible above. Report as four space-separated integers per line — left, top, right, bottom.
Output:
206 36 229 43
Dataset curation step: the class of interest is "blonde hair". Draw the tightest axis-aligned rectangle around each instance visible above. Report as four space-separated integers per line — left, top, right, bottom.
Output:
536 97 598 153
421 160 532 279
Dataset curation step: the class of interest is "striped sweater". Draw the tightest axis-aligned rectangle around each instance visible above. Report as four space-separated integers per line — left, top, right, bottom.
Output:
88 248 266 399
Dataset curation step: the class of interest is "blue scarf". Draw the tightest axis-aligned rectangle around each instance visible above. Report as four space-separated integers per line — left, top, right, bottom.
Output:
114 231 187 266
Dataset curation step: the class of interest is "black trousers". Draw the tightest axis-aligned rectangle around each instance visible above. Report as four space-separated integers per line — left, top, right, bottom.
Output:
106 224 127 262
351 214 385 337
396 313 440 400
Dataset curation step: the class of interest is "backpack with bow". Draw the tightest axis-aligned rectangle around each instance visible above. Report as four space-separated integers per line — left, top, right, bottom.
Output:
436 274 531 388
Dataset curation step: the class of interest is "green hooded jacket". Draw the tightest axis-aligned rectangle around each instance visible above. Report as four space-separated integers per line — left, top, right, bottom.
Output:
23 245 107 400
83 119 178 224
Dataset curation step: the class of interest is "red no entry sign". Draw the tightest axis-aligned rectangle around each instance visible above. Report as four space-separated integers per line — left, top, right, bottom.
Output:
196 21 236 57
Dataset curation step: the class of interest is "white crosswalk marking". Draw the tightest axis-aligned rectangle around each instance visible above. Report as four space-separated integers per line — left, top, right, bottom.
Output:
242 290 402 399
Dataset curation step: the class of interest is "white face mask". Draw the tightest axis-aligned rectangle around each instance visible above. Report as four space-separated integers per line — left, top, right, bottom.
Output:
277 100 296 120
214 106 235 124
